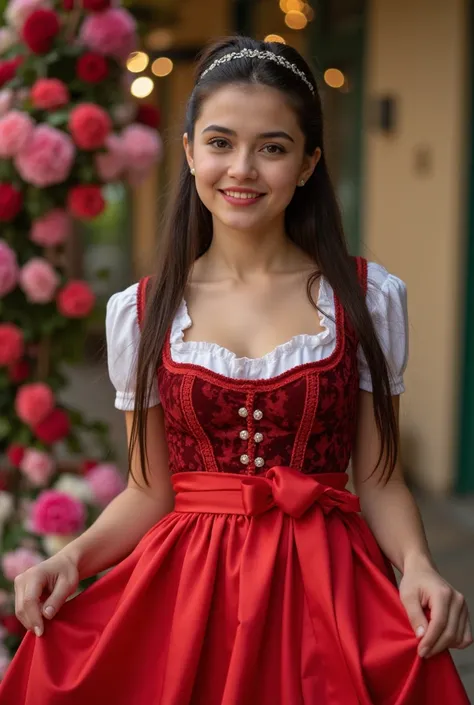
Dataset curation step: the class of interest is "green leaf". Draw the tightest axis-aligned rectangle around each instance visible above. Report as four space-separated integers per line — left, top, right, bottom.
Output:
46 109 70 128
0 417 12 439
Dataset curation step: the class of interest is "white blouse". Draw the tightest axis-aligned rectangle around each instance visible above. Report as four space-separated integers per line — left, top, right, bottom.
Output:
106 261 408 411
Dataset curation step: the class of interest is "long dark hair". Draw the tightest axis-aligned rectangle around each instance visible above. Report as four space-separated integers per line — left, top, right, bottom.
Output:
129 35 398 485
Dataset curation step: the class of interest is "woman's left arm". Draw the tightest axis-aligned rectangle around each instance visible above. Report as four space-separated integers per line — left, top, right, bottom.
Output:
352 390 473 659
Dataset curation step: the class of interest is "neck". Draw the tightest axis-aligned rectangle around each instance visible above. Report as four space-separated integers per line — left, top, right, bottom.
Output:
202 217 302 281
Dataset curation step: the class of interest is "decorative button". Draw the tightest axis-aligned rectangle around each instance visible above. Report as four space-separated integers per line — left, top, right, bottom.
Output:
254 432 263 443
253 409 263 421
255 457 265 468
240 430 249 440
238 407 248 418
240 454 250 465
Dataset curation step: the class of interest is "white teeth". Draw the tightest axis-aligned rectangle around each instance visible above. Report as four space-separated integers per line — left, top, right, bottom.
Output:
223 191 260 199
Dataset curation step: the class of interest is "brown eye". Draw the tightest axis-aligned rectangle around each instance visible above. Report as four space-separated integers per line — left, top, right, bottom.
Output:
208 138 230 149
262 144 285 155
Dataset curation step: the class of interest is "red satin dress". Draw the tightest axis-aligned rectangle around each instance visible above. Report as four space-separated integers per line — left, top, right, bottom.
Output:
0 259 469 704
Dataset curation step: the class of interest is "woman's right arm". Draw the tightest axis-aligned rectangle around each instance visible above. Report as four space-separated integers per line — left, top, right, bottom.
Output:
14 404 174 637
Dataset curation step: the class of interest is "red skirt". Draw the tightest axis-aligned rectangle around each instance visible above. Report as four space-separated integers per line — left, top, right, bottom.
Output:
0 467 469 704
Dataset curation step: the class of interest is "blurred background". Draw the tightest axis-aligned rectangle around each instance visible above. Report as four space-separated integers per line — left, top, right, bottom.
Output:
64 0 474 692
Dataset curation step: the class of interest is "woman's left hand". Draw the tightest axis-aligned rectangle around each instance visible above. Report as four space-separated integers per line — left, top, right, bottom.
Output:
399 560 473 658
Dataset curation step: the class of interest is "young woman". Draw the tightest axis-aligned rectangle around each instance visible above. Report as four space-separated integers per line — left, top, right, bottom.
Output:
1 36 471 704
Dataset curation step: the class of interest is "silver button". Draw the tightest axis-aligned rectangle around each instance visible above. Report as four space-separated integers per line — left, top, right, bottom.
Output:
240 454 250 465
240 430 249 440
254 432 263 443
238 407 248 418
255 457 265 468
253 409 263 421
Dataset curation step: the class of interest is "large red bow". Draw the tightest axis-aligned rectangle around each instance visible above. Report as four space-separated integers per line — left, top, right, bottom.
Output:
240 465 360 518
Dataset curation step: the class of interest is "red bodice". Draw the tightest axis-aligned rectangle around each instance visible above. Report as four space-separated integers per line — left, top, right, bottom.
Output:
138 258 367 476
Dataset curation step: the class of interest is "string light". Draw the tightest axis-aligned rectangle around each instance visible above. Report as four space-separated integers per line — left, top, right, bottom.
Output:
264 34 286 44
126 51 149 73
284 10 308 30
130 76 154 98
324 68 345 89
151 57 174 77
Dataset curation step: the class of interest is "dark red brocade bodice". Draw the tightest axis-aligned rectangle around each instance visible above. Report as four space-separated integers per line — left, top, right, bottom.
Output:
137 258 367 477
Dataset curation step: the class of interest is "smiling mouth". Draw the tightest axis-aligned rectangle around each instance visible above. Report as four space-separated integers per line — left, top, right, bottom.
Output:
219 189 265 200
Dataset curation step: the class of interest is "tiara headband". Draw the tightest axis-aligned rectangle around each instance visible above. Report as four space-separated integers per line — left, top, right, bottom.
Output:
198 48 315 96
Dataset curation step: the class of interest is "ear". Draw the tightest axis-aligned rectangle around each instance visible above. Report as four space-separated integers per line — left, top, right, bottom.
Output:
183 133 194 171
300 147 322 184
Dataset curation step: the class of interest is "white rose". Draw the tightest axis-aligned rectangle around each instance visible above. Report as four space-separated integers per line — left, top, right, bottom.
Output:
0 492 14 524
42 534 76 557
0 27 17 53
54 473 94 503
5 0 51 30
0 89 14 117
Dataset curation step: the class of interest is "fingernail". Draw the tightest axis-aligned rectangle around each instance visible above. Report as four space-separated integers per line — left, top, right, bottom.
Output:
34 626 43 637
43 606 54 618
416 626 425 638
419 648 428 658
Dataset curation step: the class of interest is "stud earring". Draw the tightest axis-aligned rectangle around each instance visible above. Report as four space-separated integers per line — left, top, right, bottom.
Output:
190 167 195 176
298 179 305 187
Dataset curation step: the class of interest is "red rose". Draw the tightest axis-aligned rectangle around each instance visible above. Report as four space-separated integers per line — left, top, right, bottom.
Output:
8 358 31 383
76 52 109 83
136 103 161 130
0 323 24 366
6 443 25 467
69 103 111 150
1 615 27 637
68 185 105 220
57 280 96 318
34 407 70 444
0 57 23 88
22 9 61 55
81 459 98 474
63 0 110 8
31 78 69 110
0 183 23 222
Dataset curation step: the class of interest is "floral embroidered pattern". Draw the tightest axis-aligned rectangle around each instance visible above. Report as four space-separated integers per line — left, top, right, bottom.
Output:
140 258 368 477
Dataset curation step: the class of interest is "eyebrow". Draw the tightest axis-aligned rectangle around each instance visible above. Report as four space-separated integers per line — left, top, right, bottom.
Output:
201 125 295 143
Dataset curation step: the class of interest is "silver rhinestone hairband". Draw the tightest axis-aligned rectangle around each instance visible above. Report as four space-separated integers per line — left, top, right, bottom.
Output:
198 48 315 96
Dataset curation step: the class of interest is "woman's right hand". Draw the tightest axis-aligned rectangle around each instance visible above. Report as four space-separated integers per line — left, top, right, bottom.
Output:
14 551 79 637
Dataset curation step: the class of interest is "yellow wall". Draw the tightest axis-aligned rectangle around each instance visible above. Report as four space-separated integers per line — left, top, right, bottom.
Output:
364 0 470 492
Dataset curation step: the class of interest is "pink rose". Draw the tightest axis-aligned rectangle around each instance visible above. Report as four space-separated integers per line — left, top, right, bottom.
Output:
31 78 69 110
0 110 34 157
122 124 162 182
80 8 137 60
2 547 43 581
0 89 14 117
15 124 75 187
86 463 125 507
69 103 111 150
95 133 126 181
0 240 19 297
20 257 59 303
31 490 86 535
20 448 55 486
4 0 50 30
15 381 54 425
0 323 24 366
30 209 71 247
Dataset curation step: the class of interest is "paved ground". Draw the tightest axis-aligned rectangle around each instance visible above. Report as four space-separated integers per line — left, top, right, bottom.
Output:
62 361 474 700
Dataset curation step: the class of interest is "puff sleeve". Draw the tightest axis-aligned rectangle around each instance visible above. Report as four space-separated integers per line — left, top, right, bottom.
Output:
105 282 160 410
357 262 409 395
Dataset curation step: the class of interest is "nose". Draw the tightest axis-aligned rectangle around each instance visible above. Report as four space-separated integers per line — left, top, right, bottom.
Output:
227 149 258 181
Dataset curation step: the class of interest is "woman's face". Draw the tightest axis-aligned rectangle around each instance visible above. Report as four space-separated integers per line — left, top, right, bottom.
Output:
184 84 320 234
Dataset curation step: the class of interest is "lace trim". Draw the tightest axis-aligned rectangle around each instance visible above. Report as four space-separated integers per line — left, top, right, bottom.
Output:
162 294 346 391
169 276 335 368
